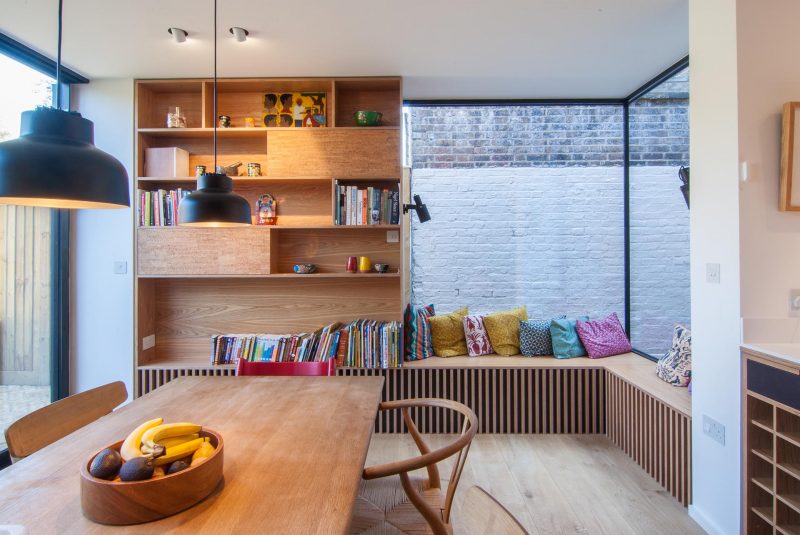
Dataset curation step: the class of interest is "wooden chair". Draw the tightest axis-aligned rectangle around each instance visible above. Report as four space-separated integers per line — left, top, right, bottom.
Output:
351 398 478 535
235 358 336 376
460 486 528 535
4 381 127 461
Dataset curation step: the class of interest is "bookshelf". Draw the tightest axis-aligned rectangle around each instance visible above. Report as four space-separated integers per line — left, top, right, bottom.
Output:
134 77 405 395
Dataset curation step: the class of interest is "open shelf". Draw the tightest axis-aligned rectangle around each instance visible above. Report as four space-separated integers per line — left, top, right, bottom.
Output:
137 175 332 184
138 272 400 280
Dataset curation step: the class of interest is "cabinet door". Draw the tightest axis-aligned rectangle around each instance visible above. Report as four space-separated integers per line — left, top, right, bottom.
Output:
137 228 270 276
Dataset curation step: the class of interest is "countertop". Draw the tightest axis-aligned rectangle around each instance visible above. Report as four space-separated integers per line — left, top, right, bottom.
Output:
741 342 800 367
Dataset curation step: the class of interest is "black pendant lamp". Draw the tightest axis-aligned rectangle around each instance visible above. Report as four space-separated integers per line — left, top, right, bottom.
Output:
179 0 251 227
0 0 129 209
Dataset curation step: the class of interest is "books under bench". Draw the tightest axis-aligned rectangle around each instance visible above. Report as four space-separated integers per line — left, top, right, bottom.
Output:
137 188 192 227
211 320 403 369
335 182 400 226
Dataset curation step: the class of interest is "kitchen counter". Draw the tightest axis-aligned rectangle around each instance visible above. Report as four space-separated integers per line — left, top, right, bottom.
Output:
741 342 800 367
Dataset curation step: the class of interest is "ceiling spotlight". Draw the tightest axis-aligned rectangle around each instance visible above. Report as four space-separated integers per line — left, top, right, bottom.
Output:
403 195 431 223
229 27 249 42
168 27 188 43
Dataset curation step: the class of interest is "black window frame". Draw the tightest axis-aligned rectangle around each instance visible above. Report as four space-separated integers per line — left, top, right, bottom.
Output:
0 33 86 469
404 54 690 364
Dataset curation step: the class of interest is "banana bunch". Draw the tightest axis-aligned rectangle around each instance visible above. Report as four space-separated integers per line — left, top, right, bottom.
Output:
120 419 212 466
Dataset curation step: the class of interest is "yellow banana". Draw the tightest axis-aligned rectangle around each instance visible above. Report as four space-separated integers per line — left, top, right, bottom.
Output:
190 439 215 466
157 433 200 449
141 422 202 449
153 437 205 466
120 417 163 461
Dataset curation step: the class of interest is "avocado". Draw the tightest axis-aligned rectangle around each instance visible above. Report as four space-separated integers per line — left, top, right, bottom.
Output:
119 456 155 481
167 460 189 475
89 448 122 480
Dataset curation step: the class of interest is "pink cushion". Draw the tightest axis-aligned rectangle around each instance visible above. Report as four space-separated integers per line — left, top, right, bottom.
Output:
463 314 494 356
575 313 632 358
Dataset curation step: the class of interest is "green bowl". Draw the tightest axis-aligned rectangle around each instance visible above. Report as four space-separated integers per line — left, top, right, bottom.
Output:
354 111 383 127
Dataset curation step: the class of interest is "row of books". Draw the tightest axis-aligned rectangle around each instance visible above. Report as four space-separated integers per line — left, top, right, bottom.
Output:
334 183 400 226
210 319 403 368
137 189 192 227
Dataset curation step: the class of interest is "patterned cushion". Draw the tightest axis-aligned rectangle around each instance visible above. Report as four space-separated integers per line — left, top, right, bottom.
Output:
656 324 692 387
520 316 566 356
404 304 435 361
463 314 494 356
483 307 529 356
429 307 469 357
575 312 632 358
549 316 589 359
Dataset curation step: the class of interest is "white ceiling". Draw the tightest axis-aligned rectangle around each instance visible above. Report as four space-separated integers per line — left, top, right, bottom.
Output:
1 0 688 99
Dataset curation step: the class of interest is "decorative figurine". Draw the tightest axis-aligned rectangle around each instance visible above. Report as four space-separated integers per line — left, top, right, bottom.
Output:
256 194 277 225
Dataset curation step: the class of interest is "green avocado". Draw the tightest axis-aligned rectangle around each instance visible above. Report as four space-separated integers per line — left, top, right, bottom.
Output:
119 456 155 481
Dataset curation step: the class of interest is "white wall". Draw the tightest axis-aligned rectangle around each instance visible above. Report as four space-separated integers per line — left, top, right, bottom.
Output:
70 79 135 397
688 1 741 534
737 0 800 319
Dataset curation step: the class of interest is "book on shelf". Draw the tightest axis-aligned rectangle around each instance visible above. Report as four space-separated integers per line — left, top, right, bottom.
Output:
137 188 192 227
334 181 400 226
211 320 402 368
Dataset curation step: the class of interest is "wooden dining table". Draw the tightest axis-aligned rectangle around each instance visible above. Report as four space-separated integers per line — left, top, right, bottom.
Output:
0 375 385 534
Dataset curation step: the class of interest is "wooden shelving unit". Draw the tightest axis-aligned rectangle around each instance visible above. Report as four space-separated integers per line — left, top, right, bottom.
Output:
743 351 800 534
134 77 405 396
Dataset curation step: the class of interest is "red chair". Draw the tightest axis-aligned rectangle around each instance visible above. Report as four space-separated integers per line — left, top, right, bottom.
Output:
235 358 336 376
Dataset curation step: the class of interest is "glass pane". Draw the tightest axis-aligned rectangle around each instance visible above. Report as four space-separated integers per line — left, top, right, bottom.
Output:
408 105 625 323
628 67 690 356
0 53 55 452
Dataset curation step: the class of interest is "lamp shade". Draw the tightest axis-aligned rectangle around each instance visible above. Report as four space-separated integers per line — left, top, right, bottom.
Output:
179 172 251 227
0 107 130 208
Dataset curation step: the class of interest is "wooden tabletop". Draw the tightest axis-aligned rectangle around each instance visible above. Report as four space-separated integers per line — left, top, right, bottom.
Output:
0 375 384 534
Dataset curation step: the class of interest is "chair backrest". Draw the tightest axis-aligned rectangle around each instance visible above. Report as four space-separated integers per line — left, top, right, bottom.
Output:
461 486 528 535
362 398 479 534
4 381 128 460
236 359 336 376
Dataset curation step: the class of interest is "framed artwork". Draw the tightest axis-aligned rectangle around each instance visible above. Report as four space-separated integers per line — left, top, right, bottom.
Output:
780 102 800 211
263 92 326 128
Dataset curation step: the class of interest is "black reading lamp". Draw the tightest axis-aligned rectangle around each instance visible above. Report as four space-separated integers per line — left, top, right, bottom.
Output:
179 0 251 227
403 194 431 223
0 0 130 208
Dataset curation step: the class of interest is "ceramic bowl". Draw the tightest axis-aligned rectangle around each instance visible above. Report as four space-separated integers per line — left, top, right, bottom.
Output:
374 263 389 273
293 263 317 274
354 111 383 126
80 429 223 525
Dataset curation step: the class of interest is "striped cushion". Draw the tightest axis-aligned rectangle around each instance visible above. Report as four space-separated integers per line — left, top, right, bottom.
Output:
404 304 435 361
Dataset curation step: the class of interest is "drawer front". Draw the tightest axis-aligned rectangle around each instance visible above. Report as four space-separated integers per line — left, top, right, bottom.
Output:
137 228 270 276
747 358 800 411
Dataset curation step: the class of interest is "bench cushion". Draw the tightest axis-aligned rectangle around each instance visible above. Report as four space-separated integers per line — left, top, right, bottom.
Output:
550 316 588 359
484 307 528 356
429 307 469 357
520 316 566 356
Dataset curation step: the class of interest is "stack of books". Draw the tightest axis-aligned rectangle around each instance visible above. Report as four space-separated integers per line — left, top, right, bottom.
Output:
137 188 192 227
211 320 403 369
334 182 400 225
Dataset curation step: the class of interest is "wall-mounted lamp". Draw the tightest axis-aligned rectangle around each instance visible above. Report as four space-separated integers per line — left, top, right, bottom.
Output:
229 27 249 42
168 27 188 43
403 194 431 223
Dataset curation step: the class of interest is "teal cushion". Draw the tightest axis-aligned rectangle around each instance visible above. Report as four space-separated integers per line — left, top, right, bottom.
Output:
550 316 589 359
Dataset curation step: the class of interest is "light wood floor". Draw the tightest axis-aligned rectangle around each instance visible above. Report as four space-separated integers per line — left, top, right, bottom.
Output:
364 434 705 535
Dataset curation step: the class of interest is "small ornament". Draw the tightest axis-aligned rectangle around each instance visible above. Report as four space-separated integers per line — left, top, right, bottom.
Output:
218 115 231 128
256 194 277 225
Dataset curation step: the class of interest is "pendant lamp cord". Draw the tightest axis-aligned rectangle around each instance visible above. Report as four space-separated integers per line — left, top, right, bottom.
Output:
213 0 217 170
55 0 63 110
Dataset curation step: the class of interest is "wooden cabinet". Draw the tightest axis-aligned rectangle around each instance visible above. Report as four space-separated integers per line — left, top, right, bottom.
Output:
743 350 800 534
134 77 405 394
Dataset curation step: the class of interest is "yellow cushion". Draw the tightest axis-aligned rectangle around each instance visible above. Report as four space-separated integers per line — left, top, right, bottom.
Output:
483 307 529 356
428 307 469 357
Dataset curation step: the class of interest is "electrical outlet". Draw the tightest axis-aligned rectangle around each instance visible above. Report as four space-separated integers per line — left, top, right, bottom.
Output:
703 414 725 445
386 230 399 243
791 289 800 316
706 263 721 284
142 334 156 350
113 261 127 275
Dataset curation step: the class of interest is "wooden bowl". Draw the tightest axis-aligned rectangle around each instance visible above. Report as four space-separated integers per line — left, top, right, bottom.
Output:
80 429 224 525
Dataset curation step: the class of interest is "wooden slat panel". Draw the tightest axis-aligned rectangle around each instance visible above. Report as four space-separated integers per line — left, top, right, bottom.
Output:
137 227 270 276
266 129 401 178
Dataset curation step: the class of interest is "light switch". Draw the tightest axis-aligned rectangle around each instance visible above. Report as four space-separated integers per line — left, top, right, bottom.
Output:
386 230 399 243
114 261 127 275
706 263 720 284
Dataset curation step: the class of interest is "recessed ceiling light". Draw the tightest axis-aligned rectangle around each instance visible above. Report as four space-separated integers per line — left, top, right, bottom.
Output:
229 27 249 42
168 28 188 43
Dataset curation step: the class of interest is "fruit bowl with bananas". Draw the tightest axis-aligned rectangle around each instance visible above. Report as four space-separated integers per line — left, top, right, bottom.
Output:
80 419 224 525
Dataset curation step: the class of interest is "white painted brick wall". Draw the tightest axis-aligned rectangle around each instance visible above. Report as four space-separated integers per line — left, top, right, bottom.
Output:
410 166 690 356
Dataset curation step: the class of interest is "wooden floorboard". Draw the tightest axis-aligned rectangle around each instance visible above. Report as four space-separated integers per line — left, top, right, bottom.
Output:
364 434 705 535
